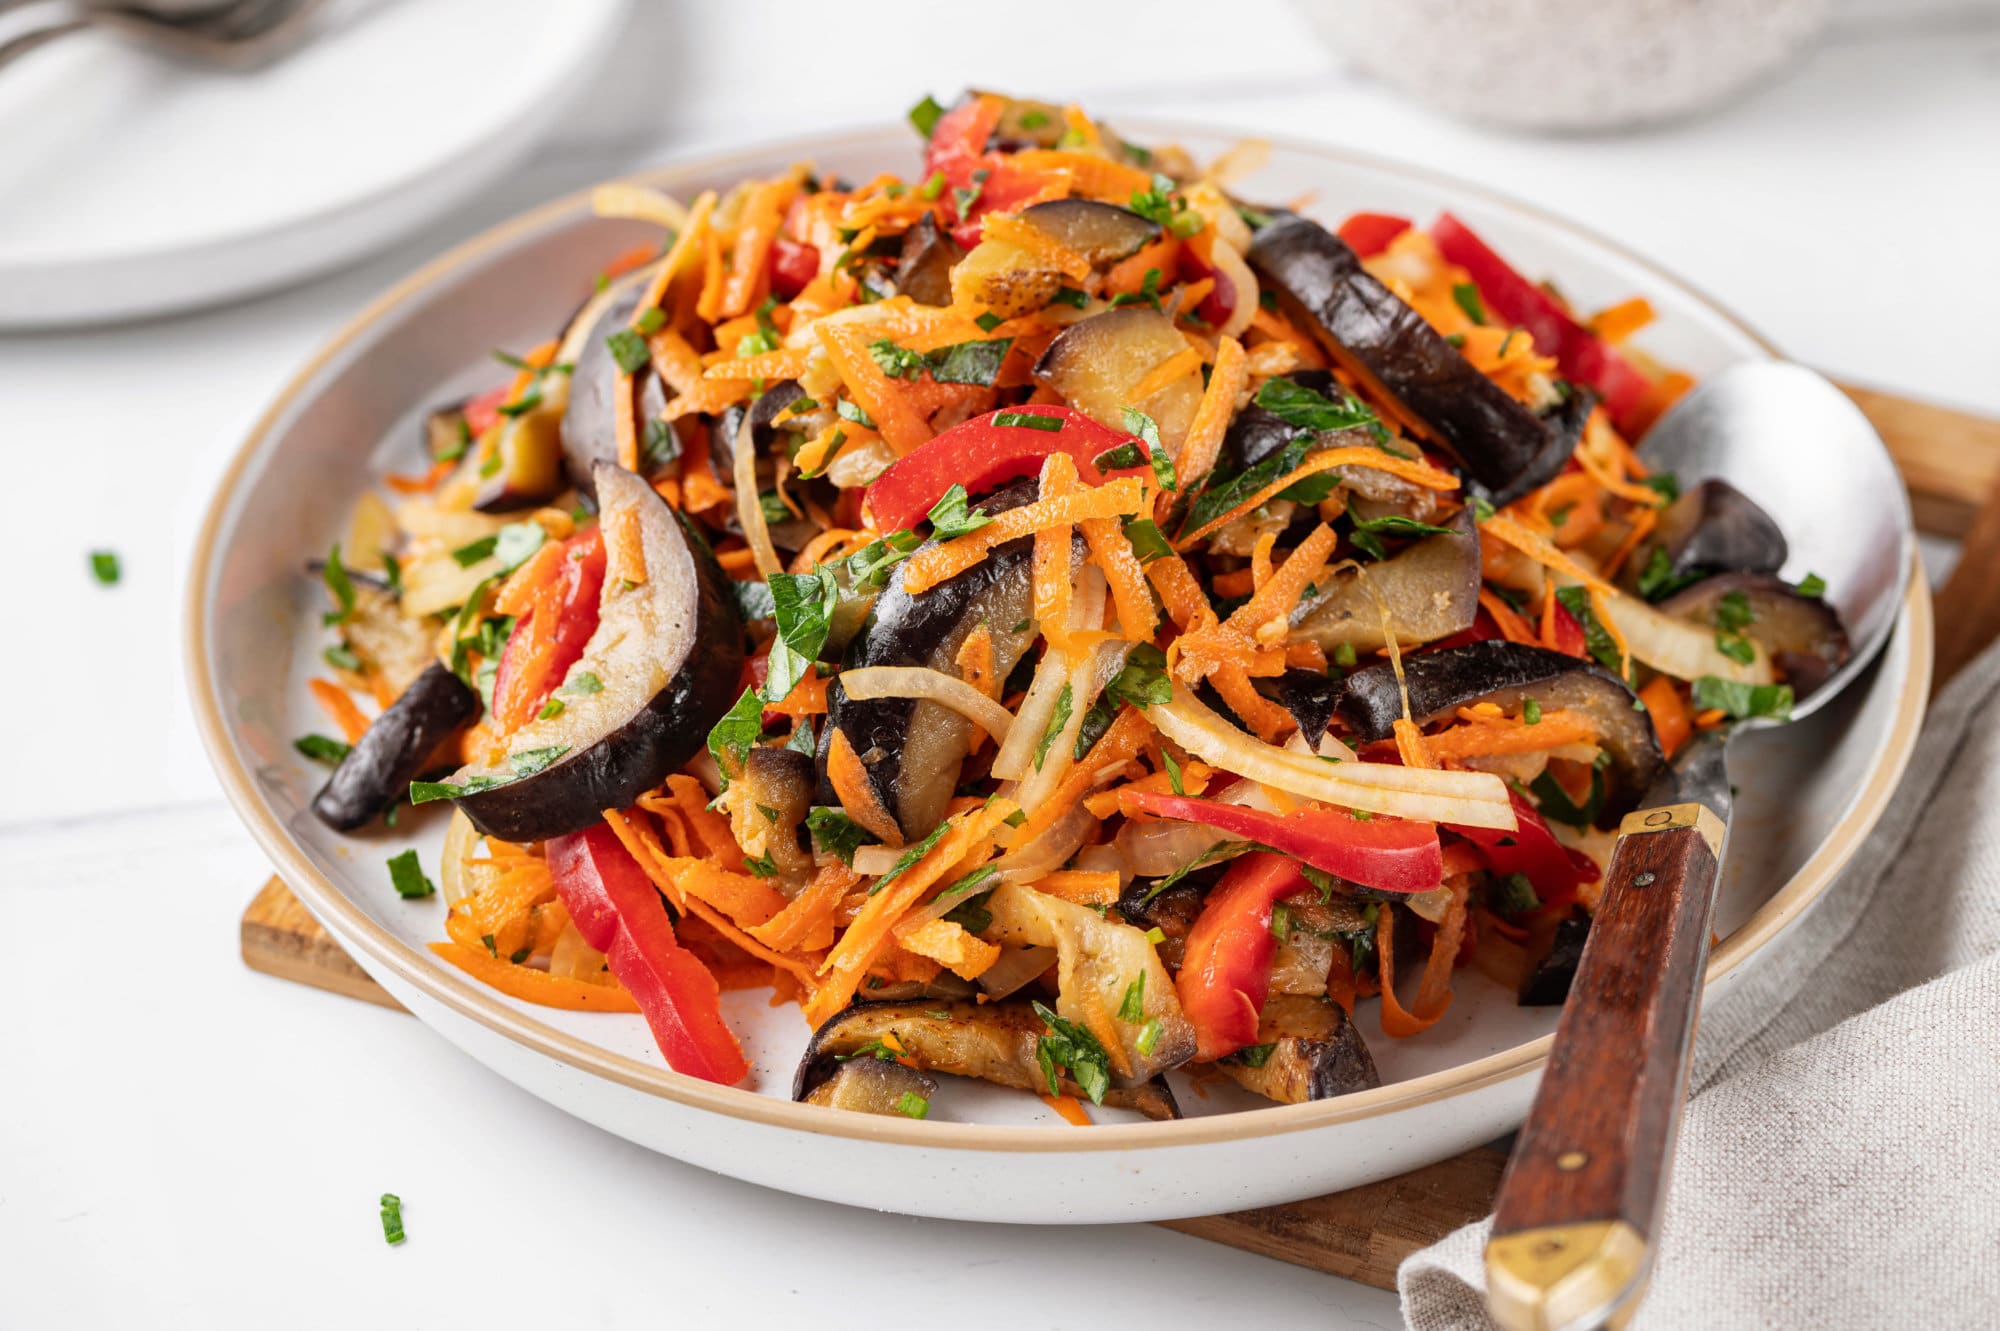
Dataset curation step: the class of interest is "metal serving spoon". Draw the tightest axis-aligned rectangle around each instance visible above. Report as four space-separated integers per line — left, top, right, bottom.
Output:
1483 362 1914 1331
0 0 323 75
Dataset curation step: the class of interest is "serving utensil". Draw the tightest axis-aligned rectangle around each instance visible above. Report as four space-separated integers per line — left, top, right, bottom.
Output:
0 0 323 75
1484 362 1915 1330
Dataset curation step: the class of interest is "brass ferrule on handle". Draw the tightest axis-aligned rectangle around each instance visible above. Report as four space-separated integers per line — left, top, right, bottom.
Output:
1617 801 1726 857
1486 1219 1650 1331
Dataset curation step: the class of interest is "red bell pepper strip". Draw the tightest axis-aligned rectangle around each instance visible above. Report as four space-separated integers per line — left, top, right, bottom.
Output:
862 405 1159 533
491 527 607 734
769 237 819 300
922 96 1057 249
1447 788 1599 908
1176 851 1312 1060
1430 213 1653 433
1430 607 1505 653
461 384 511 439
547 825 750 1085
1548 595 1588 659
1337 212 1413 258
1121 791 1443 894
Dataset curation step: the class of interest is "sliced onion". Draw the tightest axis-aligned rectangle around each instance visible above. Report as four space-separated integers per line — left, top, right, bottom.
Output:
589 182 691 231
1116 817 1226 879
991 567 1106 782
996 802 1094 878
839 666 1015 747
852 844 902 878
1587 580 1774 685
976 945 1057 999
734 412 783 578
548 919 610 980
439 809 485 909
1071 844 1129 887
1152 692 1517 828
1010 638 1132 818
1205 228 1260 341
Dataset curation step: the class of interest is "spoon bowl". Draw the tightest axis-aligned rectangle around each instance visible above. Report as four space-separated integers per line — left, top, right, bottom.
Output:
1638 361 1914 718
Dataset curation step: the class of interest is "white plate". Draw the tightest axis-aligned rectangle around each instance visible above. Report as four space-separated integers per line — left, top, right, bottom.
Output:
187 123 1931 1223
0 0 628 328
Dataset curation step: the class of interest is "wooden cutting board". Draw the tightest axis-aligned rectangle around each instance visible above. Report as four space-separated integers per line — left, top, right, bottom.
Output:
240 379 2000 1293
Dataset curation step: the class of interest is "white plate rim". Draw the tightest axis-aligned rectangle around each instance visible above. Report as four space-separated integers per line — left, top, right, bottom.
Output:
185 119 1934 1156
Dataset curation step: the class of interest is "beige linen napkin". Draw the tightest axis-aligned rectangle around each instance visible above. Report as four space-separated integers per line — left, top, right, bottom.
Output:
1400 641 2000 1329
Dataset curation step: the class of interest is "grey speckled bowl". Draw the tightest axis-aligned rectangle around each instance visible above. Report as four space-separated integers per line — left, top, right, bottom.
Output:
1300 0 1831 133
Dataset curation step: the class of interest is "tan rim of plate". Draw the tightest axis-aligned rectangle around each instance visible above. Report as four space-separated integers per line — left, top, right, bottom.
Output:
186 123 1935 1155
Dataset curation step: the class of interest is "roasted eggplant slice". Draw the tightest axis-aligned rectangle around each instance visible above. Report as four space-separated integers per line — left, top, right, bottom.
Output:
984 881 1197 1084
897 214 963 307
1520 912 1591 1006
1625 478 1789 592
1337 642 1665 823
1222 368 1348 469
559 268 668 501
1032 306 1203 453
436 465 743 842
1658 572 1850 696
310 663 479 832
1293 507 1480 651
794 1000 1181 1120
1268 668 1342 745
724 746 816 879
1248 214 1581 504
818 481 1048 842
799 1056 939 1117
1215 995 1381 1105
1018 199 1159 266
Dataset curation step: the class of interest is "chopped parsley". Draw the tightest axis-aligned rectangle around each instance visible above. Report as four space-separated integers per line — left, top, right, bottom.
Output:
845 528 923 588
89 550 121 585
1522 699 1543 725
908 95 945 138
1554 585 1624 675
837 397 876 428
379 1193 406 1245
807 807 872 866
385 849 435 900
562 672 603 696
1034 684 1074 770
1119 407 1176 490
868 336 1013 387
1118 972 1147 1023
1349 512 1458 561
293 734 351 767
1691 675 1794 722
896 1091 930 1120
1108 267 1163 310
1796 572 1827 599
1490 871 1540 917
537 697 565 721
1031 1000 1111 1104
705 688 766 782
1253 375 1389 444
1122 516 1172 564
1451 282 1487 325
1713 589 1757 665
605 328 650 375
743 850 780 878
323 644 362 672
1635 545 1699 602
926 484 993 539
1048 286 1090 309
1105 643 1173 710
1161 747 1185 795
992 410 1064 432
321 544 356 625
1235 1042 1277 1069
761 566 842 703
870 820 952 896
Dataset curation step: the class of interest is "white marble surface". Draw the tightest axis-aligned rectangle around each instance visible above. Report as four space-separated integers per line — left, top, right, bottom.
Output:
3 2 1998 1326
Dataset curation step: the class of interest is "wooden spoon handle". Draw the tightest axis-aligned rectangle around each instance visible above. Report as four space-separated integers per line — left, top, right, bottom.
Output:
1484 802 1726 1331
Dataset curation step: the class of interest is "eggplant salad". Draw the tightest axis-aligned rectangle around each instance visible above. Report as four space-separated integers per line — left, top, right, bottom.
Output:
299 92 1846 1120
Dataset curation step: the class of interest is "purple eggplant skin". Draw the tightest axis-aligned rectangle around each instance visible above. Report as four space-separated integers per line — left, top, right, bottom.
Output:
560 279 668 503
446 465 744 843
897 213 964 307
794 999 1182 1121
310 663 479 832
1337 641 1665 823
816 481 1062 841
1268 668 1343 745
1247 213 1582 505
1222 368 1348 469
1630 478 1790 590
708 380 807 479
799 1056 939 1116
1659 572 1850 697
1520 912 1591 1007
1215 995 1381 1105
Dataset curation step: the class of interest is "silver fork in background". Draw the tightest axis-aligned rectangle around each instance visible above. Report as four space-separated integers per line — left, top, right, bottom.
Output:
0 0 326 75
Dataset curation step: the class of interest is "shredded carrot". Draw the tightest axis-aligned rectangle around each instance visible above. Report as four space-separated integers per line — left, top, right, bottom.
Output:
661 774 736 861
716 546 760 576
1393 717 1435 769
1590 296 1654 343
719 178 795 319
1009 149 1153 201
896 918 1000 979
748 863 855 953
695 223 727 324
1146 552 1211 630
1013 706 1154 847
604 506 647 587
704 344 815 383
1040 1092 1094 1126
634 190 715 321
980 212 1093 281
1590 586 1631 679
806 800 1018 1027
672 857 789 929
764 665 831 719
1230 523 1336 643
1478 587 1539 645
1640 675 1692 758
430 942 640 1012
1033 452 1080 652
902 477 1147 594
309 678 371 743
1210 567 1256 598
1694 707 1728 729
818 322 931 456
1422 708 1599 761
1177 449 1456 549
1128 345 1203 405
956 623 998 699
1025 871 1123 906
1286 640 1329 673
1248 304 1328 368
1479 512 1616 598
1082 515 1157 639
827 728 904 847
1210 662 1294 743
1377 878 1466 1037
1105 235 1181 298
1603 508 1658 582
793 526 860 574
1249 529 1278 592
